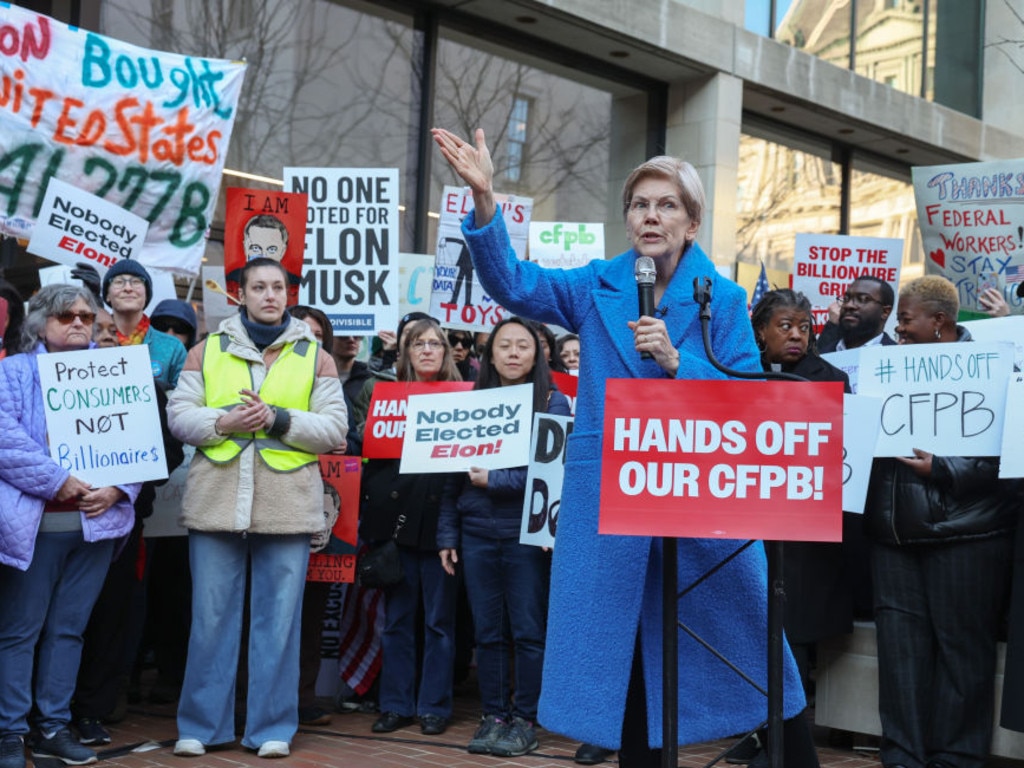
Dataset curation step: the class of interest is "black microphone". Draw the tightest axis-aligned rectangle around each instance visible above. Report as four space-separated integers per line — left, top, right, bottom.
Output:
635 256 656 359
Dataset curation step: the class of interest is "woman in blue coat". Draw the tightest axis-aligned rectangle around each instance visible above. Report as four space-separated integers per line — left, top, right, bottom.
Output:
433 128 813 768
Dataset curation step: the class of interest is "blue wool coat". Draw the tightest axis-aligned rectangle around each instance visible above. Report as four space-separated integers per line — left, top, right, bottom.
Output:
461 210 806 749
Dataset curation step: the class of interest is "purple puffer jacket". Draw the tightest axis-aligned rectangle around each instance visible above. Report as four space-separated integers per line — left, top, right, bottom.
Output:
0 343 139 571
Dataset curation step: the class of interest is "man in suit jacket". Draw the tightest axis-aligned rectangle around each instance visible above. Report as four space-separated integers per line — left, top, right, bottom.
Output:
817 276 897 352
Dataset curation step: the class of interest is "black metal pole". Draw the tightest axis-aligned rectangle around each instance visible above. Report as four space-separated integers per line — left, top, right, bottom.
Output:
767 540 784 768
662 536 677 768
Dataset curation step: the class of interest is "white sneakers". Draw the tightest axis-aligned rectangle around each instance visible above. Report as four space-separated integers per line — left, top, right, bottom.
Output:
257 741 290 758
173 739 205 757
173 738 289 759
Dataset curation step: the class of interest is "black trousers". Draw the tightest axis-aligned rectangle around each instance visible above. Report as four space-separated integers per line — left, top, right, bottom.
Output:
871 536 1012 768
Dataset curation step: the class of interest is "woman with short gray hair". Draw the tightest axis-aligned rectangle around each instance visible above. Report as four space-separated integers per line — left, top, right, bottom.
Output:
0 283 140 768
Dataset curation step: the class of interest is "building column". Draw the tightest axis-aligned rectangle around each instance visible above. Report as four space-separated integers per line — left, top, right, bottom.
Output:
664 72 743 274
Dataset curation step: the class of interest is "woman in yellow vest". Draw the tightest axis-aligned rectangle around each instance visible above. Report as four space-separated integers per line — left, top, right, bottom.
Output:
167 258 347 760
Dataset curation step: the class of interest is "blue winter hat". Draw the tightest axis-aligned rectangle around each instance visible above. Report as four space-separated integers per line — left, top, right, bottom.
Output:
102 259 152 307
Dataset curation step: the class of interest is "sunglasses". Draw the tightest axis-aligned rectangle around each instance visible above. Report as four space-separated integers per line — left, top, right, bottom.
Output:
53 310 97 326
448 336 471 348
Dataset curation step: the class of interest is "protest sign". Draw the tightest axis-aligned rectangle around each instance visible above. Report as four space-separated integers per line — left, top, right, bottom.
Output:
306 455 361 583
362 380 474 458
551 370 578 416
284 167 399 335
0 6 245 274
430 185 532 332
223 188 308 306
148 444 192 537
999 375 1024 478
38 345 168 486
28 179 149 271
599 379 844 541
521 413 573 548
820 348 863 394
961 315 1024 372
399 252 435 319
792 233 902 332
858 342 1014 457
400 384 534 473
841 394 882 514
528 222 604 269
913 159 1024 313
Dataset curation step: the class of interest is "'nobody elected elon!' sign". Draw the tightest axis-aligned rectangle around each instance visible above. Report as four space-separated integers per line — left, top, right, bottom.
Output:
599 379 844 542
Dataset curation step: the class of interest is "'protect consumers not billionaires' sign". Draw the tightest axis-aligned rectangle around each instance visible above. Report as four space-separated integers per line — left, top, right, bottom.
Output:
38 345 169 487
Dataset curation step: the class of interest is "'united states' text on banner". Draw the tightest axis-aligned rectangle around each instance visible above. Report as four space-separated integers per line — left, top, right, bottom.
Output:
0 6 245 275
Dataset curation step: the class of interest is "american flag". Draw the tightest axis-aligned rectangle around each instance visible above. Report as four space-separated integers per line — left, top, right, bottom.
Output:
750 261 770 310
1005 264 1024 284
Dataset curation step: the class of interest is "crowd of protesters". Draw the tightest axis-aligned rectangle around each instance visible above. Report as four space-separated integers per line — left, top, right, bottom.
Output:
1 147 1024 768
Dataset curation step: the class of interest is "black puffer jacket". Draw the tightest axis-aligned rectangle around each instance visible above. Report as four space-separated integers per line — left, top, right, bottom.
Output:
864 454 1016 545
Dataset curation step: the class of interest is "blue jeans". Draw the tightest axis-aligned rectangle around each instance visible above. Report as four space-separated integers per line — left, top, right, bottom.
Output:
177 531 309 748
379 547 457 718
0 531 114 736
460 532 548 721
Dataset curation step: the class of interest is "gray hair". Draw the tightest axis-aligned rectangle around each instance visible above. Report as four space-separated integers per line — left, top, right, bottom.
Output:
20 283 98 353
621 156 706 226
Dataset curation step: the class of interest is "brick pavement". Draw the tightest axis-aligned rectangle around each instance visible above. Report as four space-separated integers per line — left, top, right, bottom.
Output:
26 695 893 768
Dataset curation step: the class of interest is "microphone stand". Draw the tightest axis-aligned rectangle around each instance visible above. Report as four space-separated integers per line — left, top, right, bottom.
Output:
659 278 807 768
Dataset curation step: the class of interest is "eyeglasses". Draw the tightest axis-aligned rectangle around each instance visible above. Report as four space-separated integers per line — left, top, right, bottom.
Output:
448 336 471 348
53 310 97 325
412 339 443 351
839 292 884 308
110 276 145 289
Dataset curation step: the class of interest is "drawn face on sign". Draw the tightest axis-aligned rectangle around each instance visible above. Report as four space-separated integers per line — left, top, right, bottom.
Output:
244 217 288 262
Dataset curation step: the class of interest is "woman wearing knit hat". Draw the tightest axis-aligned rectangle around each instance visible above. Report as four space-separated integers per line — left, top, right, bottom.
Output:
100 260 185 390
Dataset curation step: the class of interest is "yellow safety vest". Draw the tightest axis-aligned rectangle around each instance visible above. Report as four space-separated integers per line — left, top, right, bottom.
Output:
199 333 318 471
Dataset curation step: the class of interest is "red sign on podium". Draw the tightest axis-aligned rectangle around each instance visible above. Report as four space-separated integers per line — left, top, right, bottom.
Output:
599 379 844 542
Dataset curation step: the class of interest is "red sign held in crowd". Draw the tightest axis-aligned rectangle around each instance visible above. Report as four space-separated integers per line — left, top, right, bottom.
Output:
362 380 474 459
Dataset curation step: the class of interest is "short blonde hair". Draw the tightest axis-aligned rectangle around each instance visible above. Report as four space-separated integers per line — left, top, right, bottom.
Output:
621 156 705 226
899 275 959 320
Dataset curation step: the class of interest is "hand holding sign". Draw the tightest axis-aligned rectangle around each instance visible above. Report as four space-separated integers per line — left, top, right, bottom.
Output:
896 448 933 477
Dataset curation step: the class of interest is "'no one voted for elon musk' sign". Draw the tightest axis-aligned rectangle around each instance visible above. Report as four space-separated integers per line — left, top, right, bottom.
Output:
599 379 844 542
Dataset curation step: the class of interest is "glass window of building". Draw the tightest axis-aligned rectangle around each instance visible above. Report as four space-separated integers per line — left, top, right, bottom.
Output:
736 121 842 275
98 0 419 257
849 156 924 280
429 29 649 258
505 96 531 184
751 0 979 116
